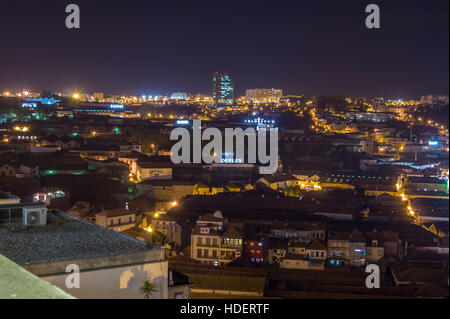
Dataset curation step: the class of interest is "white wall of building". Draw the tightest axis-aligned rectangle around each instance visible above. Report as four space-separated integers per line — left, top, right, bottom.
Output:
42 260 168 299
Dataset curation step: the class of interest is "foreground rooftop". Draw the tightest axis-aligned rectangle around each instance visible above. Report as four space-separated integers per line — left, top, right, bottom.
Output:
0 254 74 299
0 212 147 266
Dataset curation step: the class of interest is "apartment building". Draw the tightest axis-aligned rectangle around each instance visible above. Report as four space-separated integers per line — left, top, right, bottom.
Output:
244 234 266 264
349 229 367 267
271 221 326 241
190 211 244 266
327 229 398 266
95 208 136 232
366 231 385 263
306 240 327 261
151 214 192 249
267 238 289 264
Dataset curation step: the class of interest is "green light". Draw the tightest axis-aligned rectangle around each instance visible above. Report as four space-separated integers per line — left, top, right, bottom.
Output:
47 170 55 175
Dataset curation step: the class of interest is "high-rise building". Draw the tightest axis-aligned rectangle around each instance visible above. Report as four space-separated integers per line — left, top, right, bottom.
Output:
245 88 283 103
213 72 233 105
420 95 449 105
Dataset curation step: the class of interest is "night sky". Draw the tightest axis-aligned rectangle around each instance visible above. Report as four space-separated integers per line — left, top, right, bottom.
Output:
0 0 448 98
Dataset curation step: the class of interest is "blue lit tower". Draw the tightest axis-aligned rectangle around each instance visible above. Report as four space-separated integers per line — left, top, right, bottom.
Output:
212 72 234 105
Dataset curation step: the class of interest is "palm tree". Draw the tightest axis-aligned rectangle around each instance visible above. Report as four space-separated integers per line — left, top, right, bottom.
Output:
139 279 157 299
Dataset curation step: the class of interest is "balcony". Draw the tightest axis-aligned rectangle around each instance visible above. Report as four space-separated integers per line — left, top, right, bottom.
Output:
196 243 220 248
220 251 240 260
221 244 242 250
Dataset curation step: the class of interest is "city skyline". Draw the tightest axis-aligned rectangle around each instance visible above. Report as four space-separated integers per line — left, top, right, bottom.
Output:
0 0 448 98
1 0 449 306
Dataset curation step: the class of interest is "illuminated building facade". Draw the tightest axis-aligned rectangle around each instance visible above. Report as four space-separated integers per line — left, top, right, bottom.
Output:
245 88 283 103
23 97 60 105
93 92 104 102
171 92 187 100
420 94 449 105
212 72 233 105
191 211 243 266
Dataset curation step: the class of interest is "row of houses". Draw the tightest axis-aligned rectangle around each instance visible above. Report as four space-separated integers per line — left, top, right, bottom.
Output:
66 196 447 272
149 210 416 271
257 172 402 196
0 138 143 179
270 228 399 270
258 171 448 198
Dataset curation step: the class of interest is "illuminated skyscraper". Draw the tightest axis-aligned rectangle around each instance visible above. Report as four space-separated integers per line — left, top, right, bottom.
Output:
212 72 233 105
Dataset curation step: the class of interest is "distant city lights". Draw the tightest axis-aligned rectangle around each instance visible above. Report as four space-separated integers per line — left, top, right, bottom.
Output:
21 102 38 108
110 103 124 109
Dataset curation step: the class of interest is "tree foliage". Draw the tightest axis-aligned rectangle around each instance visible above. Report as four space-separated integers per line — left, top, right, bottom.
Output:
316 95 349 113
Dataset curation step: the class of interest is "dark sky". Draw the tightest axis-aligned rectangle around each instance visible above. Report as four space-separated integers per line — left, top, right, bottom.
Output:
0 0 448 98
